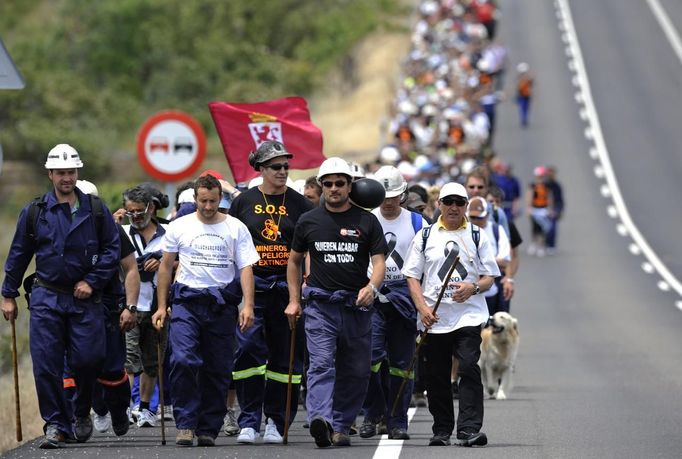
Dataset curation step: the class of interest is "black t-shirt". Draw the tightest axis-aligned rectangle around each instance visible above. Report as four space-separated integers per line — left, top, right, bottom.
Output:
103 224 136 296
508 220 522 249
229 186 313 277
291 205 388 291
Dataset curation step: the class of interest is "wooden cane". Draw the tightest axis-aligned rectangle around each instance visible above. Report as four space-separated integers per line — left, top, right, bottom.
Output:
390 256 460 417
283 320 297 445
156 320 166 445
11 319 22 442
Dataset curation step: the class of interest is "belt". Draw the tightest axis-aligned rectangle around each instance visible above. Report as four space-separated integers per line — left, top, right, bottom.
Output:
34 277 74 295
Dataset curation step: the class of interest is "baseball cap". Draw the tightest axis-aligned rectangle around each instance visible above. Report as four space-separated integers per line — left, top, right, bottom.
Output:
438 182 468 200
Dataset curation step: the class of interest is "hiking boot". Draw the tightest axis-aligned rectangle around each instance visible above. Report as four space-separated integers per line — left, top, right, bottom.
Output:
456 430 488 447
223 408 239 436
263 418 283 444
428 432 451 446
309 416 332 448
94 412 111 433
176 429 195 446
359 418 377 438
39 425 64 449
111 408 130 437
237 427 258 444
74 416 93 442
197 434 215 446
157 404 174 421
332 432 351 446
136 408 156 428
388 427 410 440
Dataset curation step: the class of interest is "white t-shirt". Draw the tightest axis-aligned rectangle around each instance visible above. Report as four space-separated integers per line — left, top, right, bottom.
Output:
402 220 500 334
122 223 167 312
162 214 259 289
370 208 428 282
478 221 511 298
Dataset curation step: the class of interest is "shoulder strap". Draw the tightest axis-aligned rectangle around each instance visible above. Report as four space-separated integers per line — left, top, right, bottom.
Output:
27 194 48 240
88 194 105 246
471 223 482 261
421 225 432 253
410 211 423 234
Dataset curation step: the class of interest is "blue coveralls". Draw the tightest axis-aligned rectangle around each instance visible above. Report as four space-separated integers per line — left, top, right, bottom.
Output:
303 286 373 435
2 188 120 435
169 282 241 438
363 280 418 431
233 274 304 434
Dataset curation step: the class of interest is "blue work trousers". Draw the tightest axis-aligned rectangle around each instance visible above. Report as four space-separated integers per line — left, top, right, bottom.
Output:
169 302 236 438
304 299 372 434
29 286 105 434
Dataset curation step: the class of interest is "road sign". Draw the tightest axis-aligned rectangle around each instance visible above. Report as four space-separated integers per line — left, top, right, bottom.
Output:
0 38 25 89
137 110 206 182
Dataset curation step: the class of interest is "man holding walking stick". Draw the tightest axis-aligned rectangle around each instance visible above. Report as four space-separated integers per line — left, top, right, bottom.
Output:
403 182 499 447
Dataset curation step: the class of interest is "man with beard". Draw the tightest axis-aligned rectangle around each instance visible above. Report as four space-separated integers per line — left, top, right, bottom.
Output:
152 174 259 447
121 185 169 428
228 141 313 444
285 157 387 448
2 144 120 448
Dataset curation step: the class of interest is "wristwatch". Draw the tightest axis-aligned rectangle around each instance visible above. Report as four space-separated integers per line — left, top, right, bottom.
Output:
472 283 481 295
125 304 138 313
369 284 380 298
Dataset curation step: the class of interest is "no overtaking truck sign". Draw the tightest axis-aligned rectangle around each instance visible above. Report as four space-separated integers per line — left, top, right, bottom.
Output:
137 111 206 182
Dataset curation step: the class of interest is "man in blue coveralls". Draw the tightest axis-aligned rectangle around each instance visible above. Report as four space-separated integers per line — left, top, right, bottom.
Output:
2 144 120 449
285 157 387 448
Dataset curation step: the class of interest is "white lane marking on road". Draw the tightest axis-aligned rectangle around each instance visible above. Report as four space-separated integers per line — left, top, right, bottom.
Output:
372 407 417 459
557 0 682 300
646 0 682 65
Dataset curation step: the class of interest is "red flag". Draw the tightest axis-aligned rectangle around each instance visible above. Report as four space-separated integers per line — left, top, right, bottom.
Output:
209 97 325 183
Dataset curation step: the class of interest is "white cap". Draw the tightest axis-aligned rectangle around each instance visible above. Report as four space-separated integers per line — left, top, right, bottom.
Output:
517 62 529 73
76 179 98 196
178 188 195 204
438 182 468 200
45 144 84 169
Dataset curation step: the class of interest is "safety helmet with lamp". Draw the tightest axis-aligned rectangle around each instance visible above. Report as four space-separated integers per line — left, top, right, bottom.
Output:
248 141 293 171
373 166 407 199
348 161 365 180
317 157 353 183
44 144 83 169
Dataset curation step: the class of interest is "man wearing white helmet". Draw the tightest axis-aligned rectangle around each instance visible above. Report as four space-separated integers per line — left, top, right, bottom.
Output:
2 144 121 448
285 157 387 448
359 166 427 440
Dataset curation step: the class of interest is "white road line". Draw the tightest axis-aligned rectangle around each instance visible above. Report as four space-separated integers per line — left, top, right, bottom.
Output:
646 0 682 65
372 407 417 459
556 0 682 299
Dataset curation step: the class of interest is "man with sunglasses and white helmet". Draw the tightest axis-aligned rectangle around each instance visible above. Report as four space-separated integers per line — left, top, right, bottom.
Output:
403 182 499 448
285 157 387 448
359 165 427 440
228 140 313 444
121 185 169 429
2 144 120 448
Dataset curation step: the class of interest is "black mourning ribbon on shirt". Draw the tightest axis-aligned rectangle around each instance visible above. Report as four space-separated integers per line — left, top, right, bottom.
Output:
385 232 404 269
438 241 468 281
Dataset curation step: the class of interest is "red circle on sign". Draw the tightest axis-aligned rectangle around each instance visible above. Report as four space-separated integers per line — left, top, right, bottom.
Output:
136 110 207 182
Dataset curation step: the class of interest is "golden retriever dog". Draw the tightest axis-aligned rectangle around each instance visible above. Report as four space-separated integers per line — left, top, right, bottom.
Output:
479 312 519 400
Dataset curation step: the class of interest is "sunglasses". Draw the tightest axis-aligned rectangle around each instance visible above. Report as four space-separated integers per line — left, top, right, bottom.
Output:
440 196 468 207
125 203 150 219
322 180 348 188
467 185 485 190
265 163 290 171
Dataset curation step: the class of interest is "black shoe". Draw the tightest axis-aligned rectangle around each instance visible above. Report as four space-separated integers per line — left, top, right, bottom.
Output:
111 409 130 436
310 416 332 448
197 435 216 446
456 430 488 447
388 427 410 440
359 418 377 438
428 432 451 446
39 425 63 449
74 416 94 443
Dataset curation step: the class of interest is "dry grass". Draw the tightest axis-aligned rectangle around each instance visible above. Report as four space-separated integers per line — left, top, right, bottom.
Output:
0 358 42 454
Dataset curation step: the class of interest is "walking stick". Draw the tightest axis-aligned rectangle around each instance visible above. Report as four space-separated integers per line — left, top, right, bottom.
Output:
11 319 22 442
283 320 297 445
156 320 166 445
390 256 460 417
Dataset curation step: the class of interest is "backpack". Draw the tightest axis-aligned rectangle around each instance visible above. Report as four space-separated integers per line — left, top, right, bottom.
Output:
26 193 105 241
410 211 424 234
420 221 498 259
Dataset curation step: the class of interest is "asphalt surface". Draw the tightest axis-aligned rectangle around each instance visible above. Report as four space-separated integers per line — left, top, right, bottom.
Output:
3 0 682 458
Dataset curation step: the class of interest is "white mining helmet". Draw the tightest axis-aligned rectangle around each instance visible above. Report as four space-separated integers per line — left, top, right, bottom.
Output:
317 157 353 183
44 144 83 169
373 165 407 198
76 179 98 196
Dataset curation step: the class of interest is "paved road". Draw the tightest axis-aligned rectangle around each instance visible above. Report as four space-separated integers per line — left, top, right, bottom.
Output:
4 0 682 458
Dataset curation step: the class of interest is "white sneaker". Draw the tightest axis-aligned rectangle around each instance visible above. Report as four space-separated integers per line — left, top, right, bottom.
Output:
127 407 134 425
156 404 174 421
137 408 156 428
93 412 111 433
237 427 258 444
129 404 140 423
223 408 239 436
263 418 283 444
